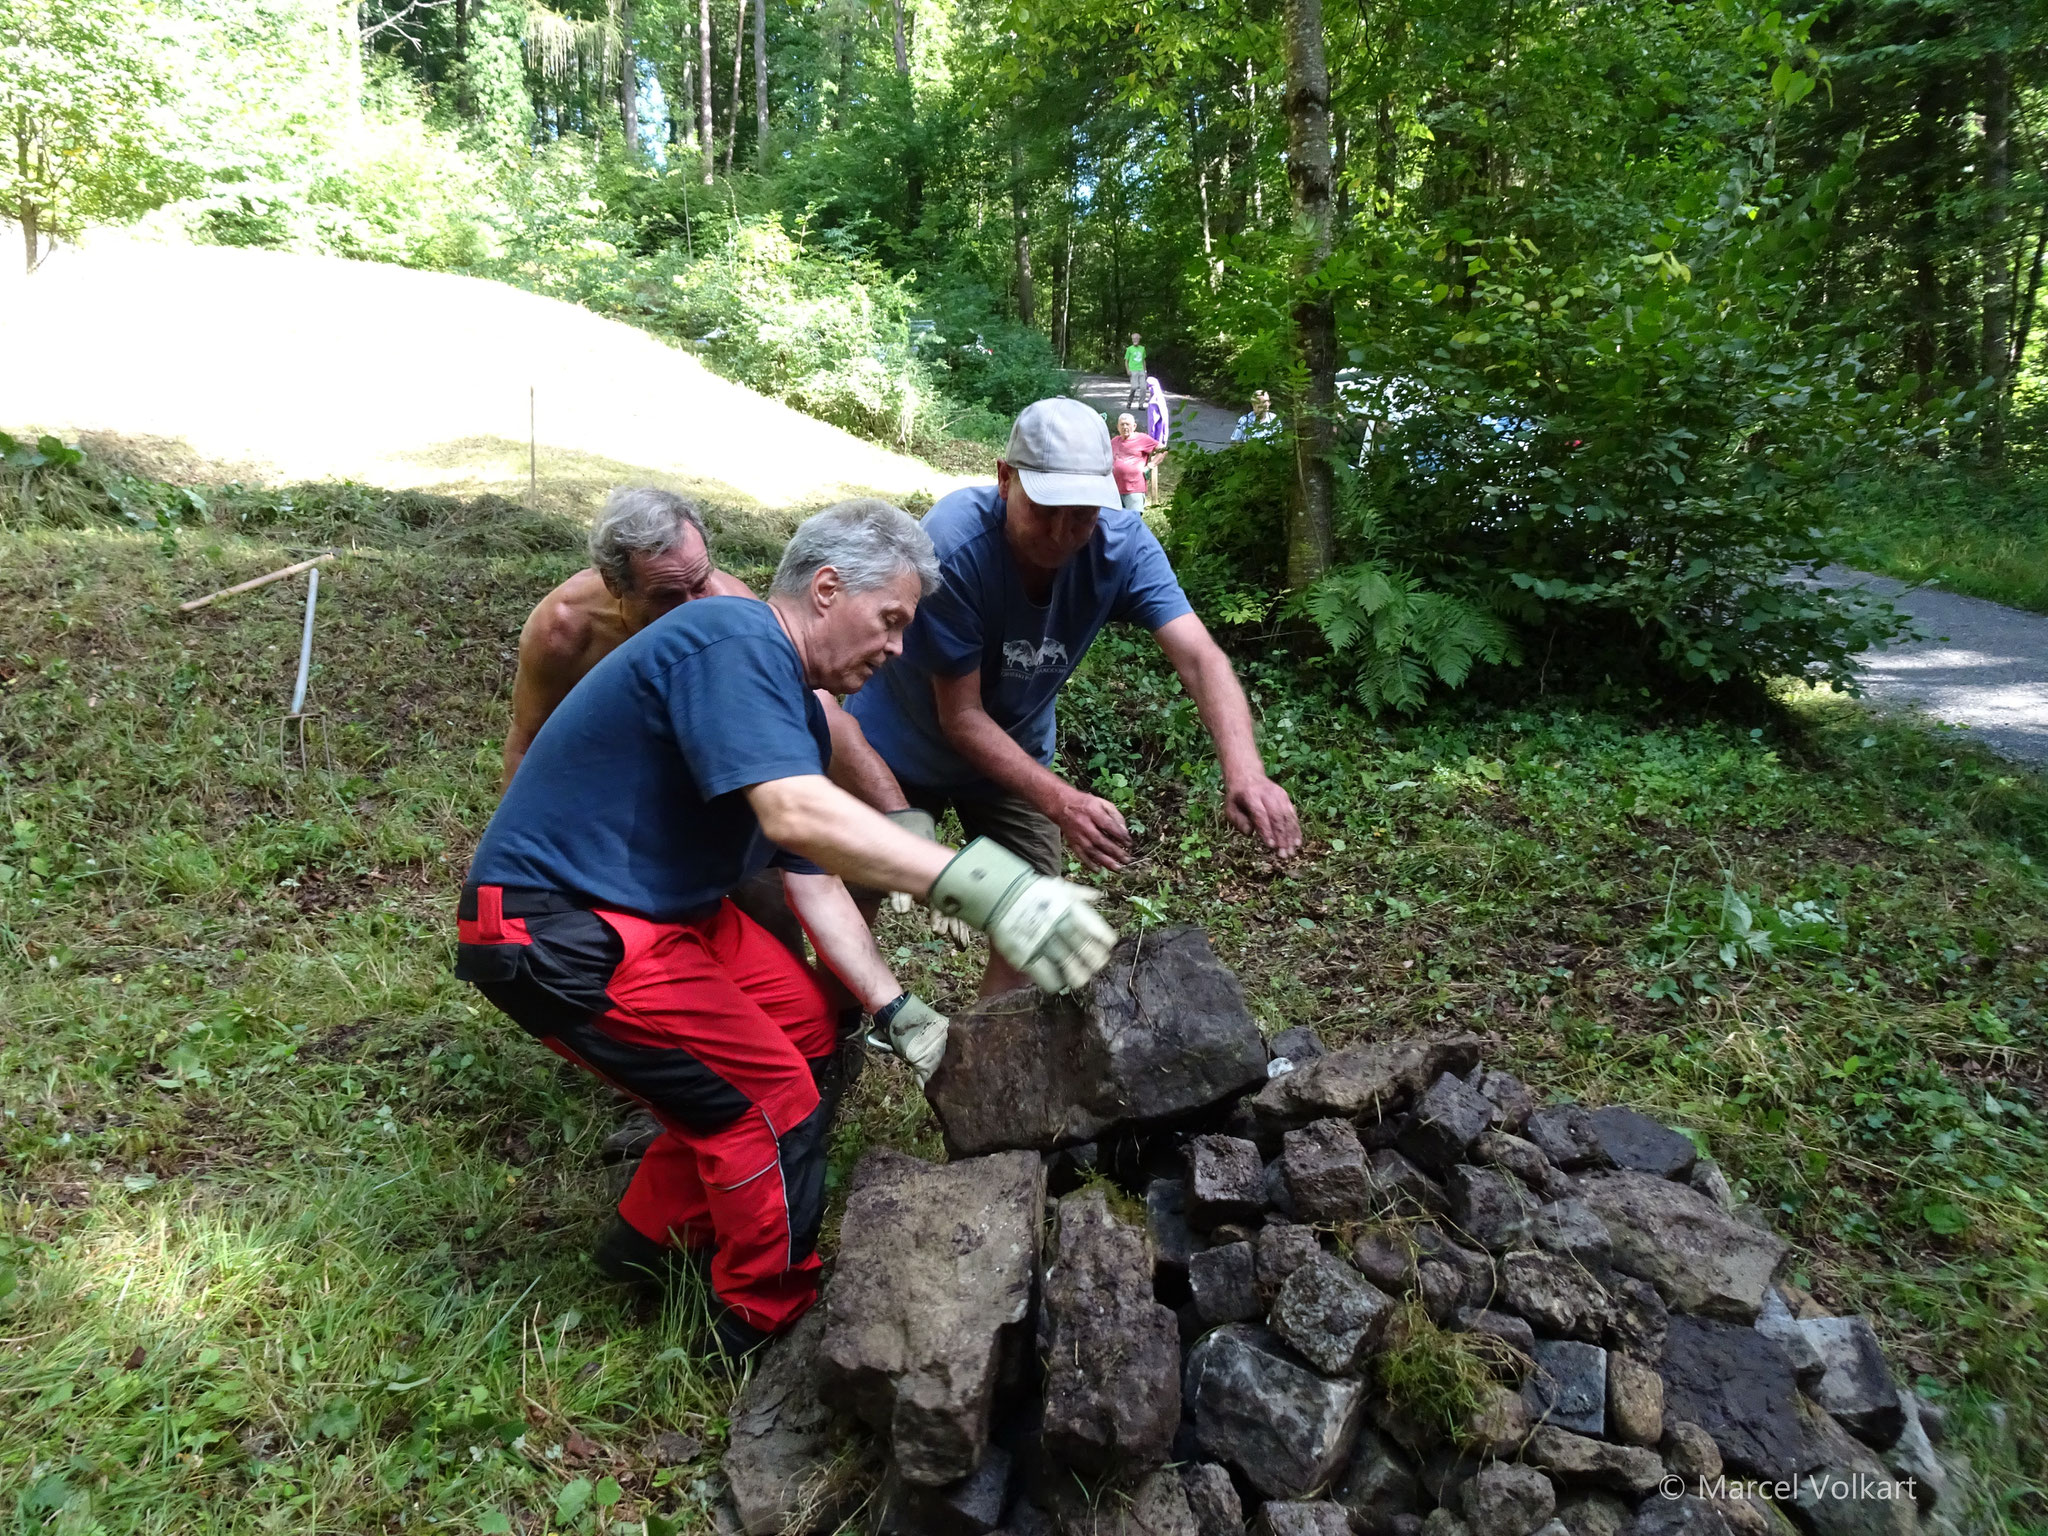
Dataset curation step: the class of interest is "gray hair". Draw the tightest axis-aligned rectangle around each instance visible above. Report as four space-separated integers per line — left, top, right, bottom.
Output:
771 498 939 600
589 487 707 593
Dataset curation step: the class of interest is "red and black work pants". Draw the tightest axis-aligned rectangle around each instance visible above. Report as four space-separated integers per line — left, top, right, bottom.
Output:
456 883 837 1334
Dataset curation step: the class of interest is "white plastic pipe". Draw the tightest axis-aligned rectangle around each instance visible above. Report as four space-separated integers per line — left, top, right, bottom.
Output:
289 566 319 716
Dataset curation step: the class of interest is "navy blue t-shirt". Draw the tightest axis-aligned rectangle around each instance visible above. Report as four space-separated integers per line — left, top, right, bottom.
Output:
470 597 830 919
846 484 1192 791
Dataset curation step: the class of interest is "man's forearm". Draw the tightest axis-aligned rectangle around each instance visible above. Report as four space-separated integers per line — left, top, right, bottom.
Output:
941 705 1073 815
748 776 954 895
822 695 910 812
1171 641 1267 785
501 729 534 792
783 871 901 1012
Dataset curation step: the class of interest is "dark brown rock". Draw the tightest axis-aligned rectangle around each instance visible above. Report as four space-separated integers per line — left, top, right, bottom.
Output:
1397 1073 1496 1173
1578 1170 1787 1323
1522 1106 1606 1171
1657 1315 1808 1484
1186 1135 1269 1230
1248 1033 1487 1131
1585 1107 1697 1180
1181 1463 1246 1536
1283 1120 1374 1222
1368 1150 1449 1217
1254 1222 1324 1302
1191 1241 1261 1327
1349 1227 1416 1293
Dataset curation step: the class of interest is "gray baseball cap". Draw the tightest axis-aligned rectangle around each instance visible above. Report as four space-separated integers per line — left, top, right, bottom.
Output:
1003 398 1121 510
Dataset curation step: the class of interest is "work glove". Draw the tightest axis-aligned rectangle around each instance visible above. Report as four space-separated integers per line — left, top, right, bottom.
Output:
928 837 1118 993
873 992 949 1085
883 808 938 915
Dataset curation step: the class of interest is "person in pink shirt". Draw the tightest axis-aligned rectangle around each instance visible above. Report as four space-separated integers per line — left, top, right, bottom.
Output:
1111 411 1165 513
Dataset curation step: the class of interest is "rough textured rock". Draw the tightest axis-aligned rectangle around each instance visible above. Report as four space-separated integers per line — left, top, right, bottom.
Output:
1369 1150 1450 1217
1448 1165 1538 1253
1473 1131 1567 1200
1191 1242 1261 1327
1502 1249 1610 1342
927 928 1268 1155
1254 1222 1324 1302
1602 1275 1669 1361
1212 1221 1262 1249
1552 1492 1631 1536
819 1149 1043 1487
1584 1107 1697 1179
1417 1260 1467 1323
1184 1325 1368 1498
1418 1446 1484 1508
1451 1307 1537 1377
1180 1463 1246 1536
1604 1350 1663 1447
1282 1120 1374 1222
1249 1033 1486 1130
1529 1199 1613 1271
1754 1288 1826 1390
1523 1106 1606 1171
1414 1227 1496 1307
1421 1513 1470 1536
1578 1171 1787 1323
1464 1383 1537 1455
1186 1136 1269 1230
1270 1254 1395 1376
1459 1464 1556 1536
1658 1315 1808 1484
1045 1465 1200 1536
1350 1227 1415 1293
1662 1421 1723 1485
1472 1068 1538 1134
1334 1427 1421 1535
1254 1502 1351 1536
1039 1189 1182 1478
724 1308 853 1536
1524 1338 1607 1436
1799 1317 1906 1450
1265 1159 1299 1220
1270 1026 1328 1065
879 1448 1012 1536
1689 1160 1736 1210
1520 1426 1665 1497
1791 1401 1920 1536
1398 1073 1496 1173
1627 1495 1735 1536
1882 1390 1945 1515
1148 1180 1200 1279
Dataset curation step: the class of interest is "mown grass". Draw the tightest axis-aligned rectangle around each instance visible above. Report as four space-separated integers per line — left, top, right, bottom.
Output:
1838 466 2048 614
2 492 2046 1531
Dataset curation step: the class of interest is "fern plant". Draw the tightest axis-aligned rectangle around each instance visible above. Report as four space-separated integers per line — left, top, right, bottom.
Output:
1298 470 1523 714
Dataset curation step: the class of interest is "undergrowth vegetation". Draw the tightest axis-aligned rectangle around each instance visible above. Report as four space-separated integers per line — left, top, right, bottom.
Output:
1 494 2045 1529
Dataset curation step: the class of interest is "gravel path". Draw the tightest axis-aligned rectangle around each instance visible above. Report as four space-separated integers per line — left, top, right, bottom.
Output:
1068 376 2048 768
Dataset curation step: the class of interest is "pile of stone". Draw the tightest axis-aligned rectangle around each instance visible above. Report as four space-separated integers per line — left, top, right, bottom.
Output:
722 928 1964 1536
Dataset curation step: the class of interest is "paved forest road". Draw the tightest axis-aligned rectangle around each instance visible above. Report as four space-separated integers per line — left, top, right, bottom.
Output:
1067 375 2048 768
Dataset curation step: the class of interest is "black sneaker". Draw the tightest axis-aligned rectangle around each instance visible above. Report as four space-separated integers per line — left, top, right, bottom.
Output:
591 1215 708 1289
710 1308 776 1363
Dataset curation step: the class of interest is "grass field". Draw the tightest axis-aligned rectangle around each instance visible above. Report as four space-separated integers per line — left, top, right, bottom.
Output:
1840 467 2048 615
3 488 2047 1533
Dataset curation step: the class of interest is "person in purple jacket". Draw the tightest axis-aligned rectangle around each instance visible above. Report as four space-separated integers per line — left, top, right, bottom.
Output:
1144 374 1171 447
846 397 1302 998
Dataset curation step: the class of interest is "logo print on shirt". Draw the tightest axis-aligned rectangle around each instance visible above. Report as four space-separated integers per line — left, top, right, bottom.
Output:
1001 638 1070 676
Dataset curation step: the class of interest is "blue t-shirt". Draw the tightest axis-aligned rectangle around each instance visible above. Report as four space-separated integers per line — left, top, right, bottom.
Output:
847 484 1193 791
470 597 830 920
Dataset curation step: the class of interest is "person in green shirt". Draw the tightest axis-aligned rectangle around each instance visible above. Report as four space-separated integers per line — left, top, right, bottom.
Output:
1124 333 1146 407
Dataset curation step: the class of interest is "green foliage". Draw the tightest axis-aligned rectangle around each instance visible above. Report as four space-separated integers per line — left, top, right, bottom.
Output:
1835 457 2048 615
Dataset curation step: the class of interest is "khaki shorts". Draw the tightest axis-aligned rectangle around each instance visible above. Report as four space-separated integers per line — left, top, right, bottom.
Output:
904 783 1064 877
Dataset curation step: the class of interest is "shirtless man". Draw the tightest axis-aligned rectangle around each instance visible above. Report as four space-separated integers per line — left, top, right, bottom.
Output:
505 487 933 1159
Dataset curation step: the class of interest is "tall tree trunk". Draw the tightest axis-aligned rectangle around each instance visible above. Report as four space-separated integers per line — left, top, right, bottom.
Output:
1247 61 1263 225
1374 96 1395 217
1979 50 2012 461
1012 137 1035 326
754 0 768 167
697 0 716 182
453 0 472 117
1055 191 1075 364
1282 0 1336 589
723 0 746 174
891 0 908 75
618 0 640 153
831 6 850 131
1334 114 1350 228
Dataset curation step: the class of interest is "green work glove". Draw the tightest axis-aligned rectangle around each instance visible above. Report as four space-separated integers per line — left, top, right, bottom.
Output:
929 837 1118 993
884 808 938 914
875 992 949 1085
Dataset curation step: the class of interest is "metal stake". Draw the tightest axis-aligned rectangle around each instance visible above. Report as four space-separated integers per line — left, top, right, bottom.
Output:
266 567 330 772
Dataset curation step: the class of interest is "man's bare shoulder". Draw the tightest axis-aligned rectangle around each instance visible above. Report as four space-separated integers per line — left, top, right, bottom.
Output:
519 569 620 680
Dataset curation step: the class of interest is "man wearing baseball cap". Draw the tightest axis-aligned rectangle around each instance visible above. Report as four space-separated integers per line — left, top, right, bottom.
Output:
847 397 1302 998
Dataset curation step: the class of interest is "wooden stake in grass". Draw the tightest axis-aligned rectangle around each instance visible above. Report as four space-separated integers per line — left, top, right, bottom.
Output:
175 554 332 615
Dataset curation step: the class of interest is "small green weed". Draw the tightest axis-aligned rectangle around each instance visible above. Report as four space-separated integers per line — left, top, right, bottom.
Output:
1373 1303 1496 1447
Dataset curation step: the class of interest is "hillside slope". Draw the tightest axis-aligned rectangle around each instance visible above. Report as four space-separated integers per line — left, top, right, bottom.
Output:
0 236 969 534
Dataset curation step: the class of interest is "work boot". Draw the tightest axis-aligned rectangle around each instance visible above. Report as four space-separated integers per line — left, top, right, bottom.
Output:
710 1308 776 1365
600 1107 663 1165
591 1214 708 1290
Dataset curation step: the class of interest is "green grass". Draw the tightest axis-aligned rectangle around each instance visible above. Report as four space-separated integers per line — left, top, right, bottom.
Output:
3 489 2048 1530
1838 465 2048 613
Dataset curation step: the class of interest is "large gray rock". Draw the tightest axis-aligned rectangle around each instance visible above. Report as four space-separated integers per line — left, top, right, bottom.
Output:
1522 1106 1606 1171
1282 1120 1373 1222
1501 1249 1610 1342
1529 1200 1613 1271
1398 1073 1496 1173
1270 1254 1396 1376
1040 1189 1182 1478
1045 1466 1200 1536
1460 1464 1555 1536
1368 1151 1450 1217
927 928 1267 1155
1254 1503 1351 1536
1523 1338 1607 1436
1658 1315 1808 1484
1755 1288 1826 1390
1191 1242 1261 1327
1552 1492 1630 1536
1270 1025 1328 1065
1186 1135 1269 1230
1334 1427 1421 1535
1792 1400 1920 1536
1799 1317 1905 1450
1180 1464 1246 1536
1447 1165 1538 1253
724 1309 856 1536
1519 1427 1664 1497
1584 1107 1698 1179
1882 1391 1944 1515
1578 1170 1787 1322
1254 1222 1324 1302
1184 1325 1369 1498
819 1149 1043 1487
1248 1033 1486 1130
